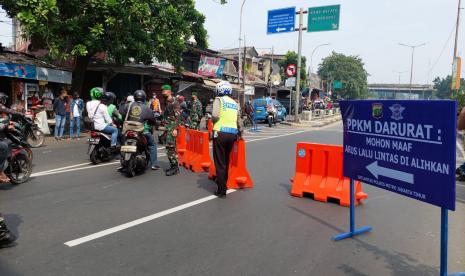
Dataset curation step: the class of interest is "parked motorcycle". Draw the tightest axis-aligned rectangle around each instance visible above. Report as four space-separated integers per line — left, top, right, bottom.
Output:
12 114 45 148
87 131 117 164
120 126 149 177
4 126 33 184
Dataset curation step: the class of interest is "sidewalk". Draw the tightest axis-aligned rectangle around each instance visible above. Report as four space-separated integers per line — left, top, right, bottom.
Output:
281 115 342 128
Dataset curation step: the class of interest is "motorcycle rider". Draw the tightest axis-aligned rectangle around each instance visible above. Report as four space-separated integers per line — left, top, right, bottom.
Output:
119 90 160 170
265 96 277 124
86 87 119 151
103 92 122 126
0 92 27 248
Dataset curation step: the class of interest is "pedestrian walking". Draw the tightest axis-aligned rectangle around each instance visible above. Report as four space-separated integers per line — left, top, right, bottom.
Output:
53 89 67 140
161 85 181 176
69 92 84 139
189 92 203 130
212 81 243 198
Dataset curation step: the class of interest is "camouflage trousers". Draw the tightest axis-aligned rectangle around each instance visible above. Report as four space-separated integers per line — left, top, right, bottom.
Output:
189 120 201 130
166 130 178 167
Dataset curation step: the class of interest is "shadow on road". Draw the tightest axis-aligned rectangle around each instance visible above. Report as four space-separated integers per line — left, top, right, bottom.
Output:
288 206 438 276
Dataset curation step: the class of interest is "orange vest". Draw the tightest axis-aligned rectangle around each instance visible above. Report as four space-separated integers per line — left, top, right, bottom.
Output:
152 99 160 111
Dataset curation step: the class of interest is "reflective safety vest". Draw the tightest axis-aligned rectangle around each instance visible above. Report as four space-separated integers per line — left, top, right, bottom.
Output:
213 96 238 134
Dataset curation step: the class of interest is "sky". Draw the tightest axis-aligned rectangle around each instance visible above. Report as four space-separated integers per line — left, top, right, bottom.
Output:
0 1 462 84
194 0 463 85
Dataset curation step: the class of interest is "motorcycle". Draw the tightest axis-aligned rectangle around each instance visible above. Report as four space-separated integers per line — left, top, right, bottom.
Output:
12 114 45 148
87 131 117 164
120 125 149 177
3 126 33 184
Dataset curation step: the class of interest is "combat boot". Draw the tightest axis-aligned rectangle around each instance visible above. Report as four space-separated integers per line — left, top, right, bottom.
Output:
0 217 17 248
165 165 179 176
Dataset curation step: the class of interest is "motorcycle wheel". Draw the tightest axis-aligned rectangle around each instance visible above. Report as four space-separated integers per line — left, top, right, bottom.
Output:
27 129 45 148
9 154 32 184
268 117 272 128
125 157 136 178
90 146 101 165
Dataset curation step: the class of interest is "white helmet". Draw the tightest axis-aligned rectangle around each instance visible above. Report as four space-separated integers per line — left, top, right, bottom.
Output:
216 81 233 96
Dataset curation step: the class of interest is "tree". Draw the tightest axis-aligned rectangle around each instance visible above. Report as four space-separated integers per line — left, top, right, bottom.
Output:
317 52 368 99
278 51 307 89
1 0 212 94
432 75 465 99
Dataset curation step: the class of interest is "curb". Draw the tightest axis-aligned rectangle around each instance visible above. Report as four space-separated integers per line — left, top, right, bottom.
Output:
282 116 342 128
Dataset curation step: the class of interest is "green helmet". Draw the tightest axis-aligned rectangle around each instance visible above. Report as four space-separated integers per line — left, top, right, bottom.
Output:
90 87 104 100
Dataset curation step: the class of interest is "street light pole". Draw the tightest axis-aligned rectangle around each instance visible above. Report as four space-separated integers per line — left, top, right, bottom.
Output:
452 0 462 96
310 43 330 74
393 70 408 99
399 42 427 98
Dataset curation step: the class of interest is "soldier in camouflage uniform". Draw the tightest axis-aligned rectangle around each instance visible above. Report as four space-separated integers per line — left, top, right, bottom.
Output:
189 92 203 130
161 85 181 176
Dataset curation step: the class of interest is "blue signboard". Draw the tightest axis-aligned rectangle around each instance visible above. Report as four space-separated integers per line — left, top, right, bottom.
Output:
340 100 456 210
267 7 296 34
0 63 36 80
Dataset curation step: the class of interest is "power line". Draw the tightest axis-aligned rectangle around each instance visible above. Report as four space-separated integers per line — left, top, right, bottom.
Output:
425 22 457 78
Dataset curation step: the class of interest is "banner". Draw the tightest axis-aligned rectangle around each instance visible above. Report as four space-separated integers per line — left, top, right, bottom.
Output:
37 67 72 84
198 55 226 78
0 63 36 79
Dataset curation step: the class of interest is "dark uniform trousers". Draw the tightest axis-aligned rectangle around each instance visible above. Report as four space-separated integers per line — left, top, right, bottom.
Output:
213 131 238 195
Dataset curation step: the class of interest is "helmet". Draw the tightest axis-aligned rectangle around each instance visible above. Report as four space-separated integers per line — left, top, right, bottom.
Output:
133 90 146 102
216 81 232 96
103 92 116 104
90 87 104 100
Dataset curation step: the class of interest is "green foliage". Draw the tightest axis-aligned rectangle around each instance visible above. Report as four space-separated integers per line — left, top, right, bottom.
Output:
433 75 465 99
317 52 368 99
278 51 307 88
1 0 209 66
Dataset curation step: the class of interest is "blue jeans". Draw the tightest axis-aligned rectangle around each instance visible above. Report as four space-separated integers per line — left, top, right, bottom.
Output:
102 125 118 146
54 115 66 138
144 133 159 167
70 116 81 138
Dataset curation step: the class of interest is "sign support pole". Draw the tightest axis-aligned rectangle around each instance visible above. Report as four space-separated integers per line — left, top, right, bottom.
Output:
250 103 260 132
294 8 306 123
333 178 372 241
440 207 448 276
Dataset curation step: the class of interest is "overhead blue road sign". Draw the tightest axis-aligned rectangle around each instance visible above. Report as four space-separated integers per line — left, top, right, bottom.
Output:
340 100 456 210
267 7 296 35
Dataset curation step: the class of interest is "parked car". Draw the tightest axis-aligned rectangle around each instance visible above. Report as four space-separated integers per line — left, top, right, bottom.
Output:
252 99 287 122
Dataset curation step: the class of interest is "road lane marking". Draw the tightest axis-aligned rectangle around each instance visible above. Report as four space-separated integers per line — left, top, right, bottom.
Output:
34 127 314 178
64 189 237 247
32 154 168 177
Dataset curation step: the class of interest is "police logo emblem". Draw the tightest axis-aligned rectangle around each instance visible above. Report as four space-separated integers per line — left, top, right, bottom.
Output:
372 103 383 119
389 104 405 121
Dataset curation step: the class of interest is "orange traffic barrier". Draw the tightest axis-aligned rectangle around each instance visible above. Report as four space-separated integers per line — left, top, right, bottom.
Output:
209 138 253 189
290 143 367 207
183 129 212 173
176 126 187 165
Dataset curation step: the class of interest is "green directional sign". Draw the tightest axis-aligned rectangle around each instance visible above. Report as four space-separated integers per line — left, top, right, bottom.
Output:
308 5 340 32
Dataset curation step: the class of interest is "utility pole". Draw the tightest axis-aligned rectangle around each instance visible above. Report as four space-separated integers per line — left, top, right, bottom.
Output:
399 42 427 99
295 8 307 122
238 0 246 99
452 0 462 96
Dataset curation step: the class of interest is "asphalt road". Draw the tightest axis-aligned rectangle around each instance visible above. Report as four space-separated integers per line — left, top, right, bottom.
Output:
0 122 464 276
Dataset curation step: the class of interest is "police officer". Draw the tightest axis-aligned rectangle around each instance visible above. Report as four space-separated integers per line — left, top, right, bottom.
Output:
161 85 181 176
212 81 243 198
189 92 203 130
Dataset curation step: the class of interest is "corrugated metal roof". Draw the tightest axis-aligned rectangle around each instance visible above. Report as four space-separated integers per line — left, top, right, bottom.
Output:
0 50 59 69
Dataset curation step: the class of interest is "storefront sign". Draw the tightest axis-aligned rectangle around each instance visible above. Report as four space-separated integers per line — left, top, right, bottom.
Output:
341 100 456 210
198 55 226 78
36 67 72 84
0 63 36 79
